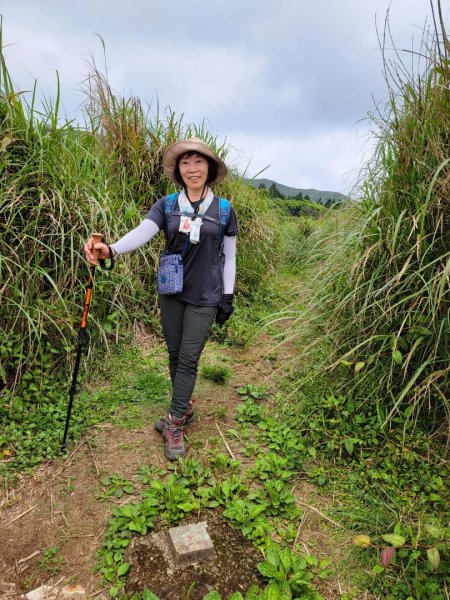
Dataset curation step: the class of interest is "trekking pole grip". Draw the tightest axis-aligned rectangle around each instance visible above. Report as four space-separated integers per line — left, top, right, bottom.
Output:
88 232 103 266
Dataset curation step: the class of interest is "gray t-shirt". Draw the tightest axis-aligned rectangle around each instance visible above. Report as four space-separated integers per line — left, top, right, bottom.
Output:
146 195 237 306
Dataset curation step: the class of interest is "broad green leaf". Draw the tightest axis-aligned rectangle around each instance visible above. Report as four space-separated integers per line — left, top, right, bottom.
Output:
245 584 263 600
222 480 231 497
117 562 130 576
371 565 384 574
354 361 365 373
308 447 316 459
289 573 311 585
352 534 371 547
120 505 134 518
382 534 405 547
109 587 118 598
250 503 268 519
151 480 164 491
392 350 403 364
142 591 160 600
403 405 414 418
424 524 442 539
179 502 197 511
344 438 354 455
279 547 292 573
277 580 292 599
203 592 222 600
128 521 147 534
262 582 280 600
227 594 245 600
265 548 281 568
427 547 440 570
429 493 441 501
257 562 282 579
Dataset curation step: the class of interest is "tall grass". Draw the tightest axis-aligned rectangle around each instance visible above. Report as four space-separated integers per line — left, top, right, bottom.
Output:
289 7 449 431
0 40 280 402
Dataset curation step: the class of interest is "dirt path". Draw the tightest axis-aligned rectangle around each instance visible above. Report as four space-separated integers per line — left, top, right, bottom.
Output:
0 321 354 599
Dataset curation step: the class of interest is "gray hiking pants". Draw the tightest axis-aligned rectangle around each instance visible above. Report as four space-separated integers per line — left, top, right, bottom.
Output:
159 295 218 418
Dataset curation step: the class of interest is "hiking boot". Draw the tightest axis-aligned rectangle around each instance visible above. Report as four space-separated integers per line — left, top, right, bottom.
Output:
154 399 195 433
161 414 187 460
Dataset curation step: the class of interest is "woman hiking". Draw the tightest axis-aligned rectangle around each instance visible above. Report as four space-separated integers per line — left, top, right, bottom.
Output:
84 138 237 460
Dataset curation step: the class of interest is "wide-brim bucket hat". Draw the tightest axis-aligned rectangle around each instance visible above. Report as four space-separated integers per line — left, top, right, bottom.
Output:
163 137 227 187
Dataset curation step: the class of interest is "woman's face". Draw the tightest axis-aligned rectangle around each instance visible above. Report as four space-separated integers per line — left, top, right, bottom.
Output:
178 152 209 194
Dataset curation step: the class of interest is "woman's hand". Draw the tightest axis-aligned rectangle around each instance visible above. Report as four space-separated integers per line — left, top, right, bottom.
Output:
215 294 234 326
84 237 110 263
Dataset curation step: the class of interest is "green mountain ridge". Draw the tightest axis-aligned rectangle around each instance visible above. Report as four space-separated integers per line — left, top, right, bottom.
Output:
245 178 348 203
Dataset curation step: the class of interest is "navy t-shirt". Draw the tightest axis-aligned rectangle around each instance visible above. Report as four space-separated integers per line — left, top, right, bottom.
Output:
146 196 237 306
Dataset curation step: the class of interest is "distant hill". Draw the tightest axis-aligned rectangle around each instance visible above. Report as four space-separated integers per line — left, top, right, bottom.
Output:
245 178 347 204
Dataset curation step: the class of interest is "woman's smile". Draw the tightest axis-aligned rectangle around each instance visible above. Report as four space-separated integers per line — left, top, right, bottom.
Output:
179 153 209 197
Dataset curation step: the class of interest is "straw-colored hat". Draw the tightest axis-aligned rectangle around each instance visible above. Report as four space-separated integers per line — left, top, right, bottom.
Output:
163 137 227 187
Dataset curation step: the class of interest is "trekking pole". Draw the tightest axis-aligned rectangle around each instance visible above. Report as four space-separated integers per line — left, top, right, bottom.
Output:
61 232 103 451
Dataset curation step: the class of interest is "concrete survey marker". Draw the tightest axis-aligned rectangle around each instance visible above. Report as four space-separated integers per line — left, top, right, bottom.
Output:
168 521 215 565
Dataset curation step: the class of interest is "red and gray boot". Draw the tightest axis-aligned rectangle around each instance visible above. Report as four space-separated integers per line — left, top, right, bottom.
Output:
161 413 187 460
154 399 195 433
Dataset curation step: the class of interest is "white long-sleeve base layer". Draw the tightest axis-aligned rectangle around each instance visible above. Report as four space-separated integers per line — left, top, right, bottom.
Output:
110 219 236 295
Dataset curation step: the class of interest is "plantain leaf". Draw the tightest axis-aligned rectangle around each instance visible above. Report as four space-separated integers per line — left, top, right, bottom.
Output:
392 350 403 364
427 547 440 571
344 438 354 455
203 592 222 600
382 534 405 547
257 562 283 580
424 524 442 539
117 562 130 576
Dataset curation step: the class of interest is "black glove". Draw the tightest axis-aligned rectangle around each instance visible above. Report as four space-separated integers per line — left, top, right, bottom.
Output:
215 294 234 326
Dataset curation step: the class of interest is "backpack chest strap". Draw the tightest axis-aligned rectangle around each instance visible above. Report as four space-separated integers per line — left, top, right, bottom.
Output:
169 210 220 225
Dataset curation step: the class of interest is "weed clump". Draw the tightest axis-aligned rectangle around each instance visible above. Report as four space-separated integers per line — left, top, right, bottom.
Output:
201 364 232 385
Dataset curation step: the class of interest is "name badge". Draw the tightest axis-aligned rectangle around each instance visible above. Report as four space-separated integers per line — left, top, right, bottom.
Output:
190 219 202 243
179 216 191 233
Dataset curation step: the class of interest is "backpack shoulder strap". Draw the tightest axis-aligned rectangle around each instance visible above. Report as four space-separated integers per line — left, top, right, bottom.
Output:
218 198 230 241
163 193 179 231
164 193 179 215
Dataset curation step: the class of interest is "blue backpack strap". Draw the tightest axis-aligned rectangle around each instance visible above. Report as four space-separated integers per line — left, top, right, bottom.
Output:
218 197 230 243
218 198 230 291
163 193 179 230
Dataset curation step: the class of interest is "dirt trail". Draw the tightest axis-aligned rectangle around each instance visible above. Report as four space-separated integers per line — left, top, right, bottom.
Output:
0 322 351 599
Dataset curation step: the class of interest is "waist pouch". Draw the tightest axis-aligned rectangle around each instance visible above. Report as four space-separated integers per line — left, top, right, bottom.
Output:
157 253 184 294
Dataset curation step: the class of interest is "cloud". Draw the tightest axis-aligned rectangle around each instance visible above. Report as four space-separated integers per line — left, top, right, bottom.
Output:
1 0 444 192
228 124 373 194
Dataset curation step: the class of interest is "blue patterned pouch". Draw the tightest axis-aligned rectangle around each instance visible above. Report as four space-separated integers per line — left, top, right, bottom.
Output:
157 253 184 294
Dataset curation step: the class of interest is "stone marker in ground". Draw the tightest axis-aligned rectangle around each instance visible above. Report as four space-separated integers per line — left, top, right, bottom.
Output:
25 584 86 600
61 584 86 599
168 521 215 566
25 585 58 600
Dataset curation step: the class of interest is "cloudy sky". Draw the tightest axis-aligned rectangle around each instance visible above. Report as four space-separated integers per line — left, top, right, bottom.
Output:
1 1 443 193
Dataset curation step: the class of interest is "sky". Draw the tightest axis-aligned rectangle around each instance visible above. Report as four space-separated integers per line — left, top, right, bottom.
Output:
1 1 444 194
